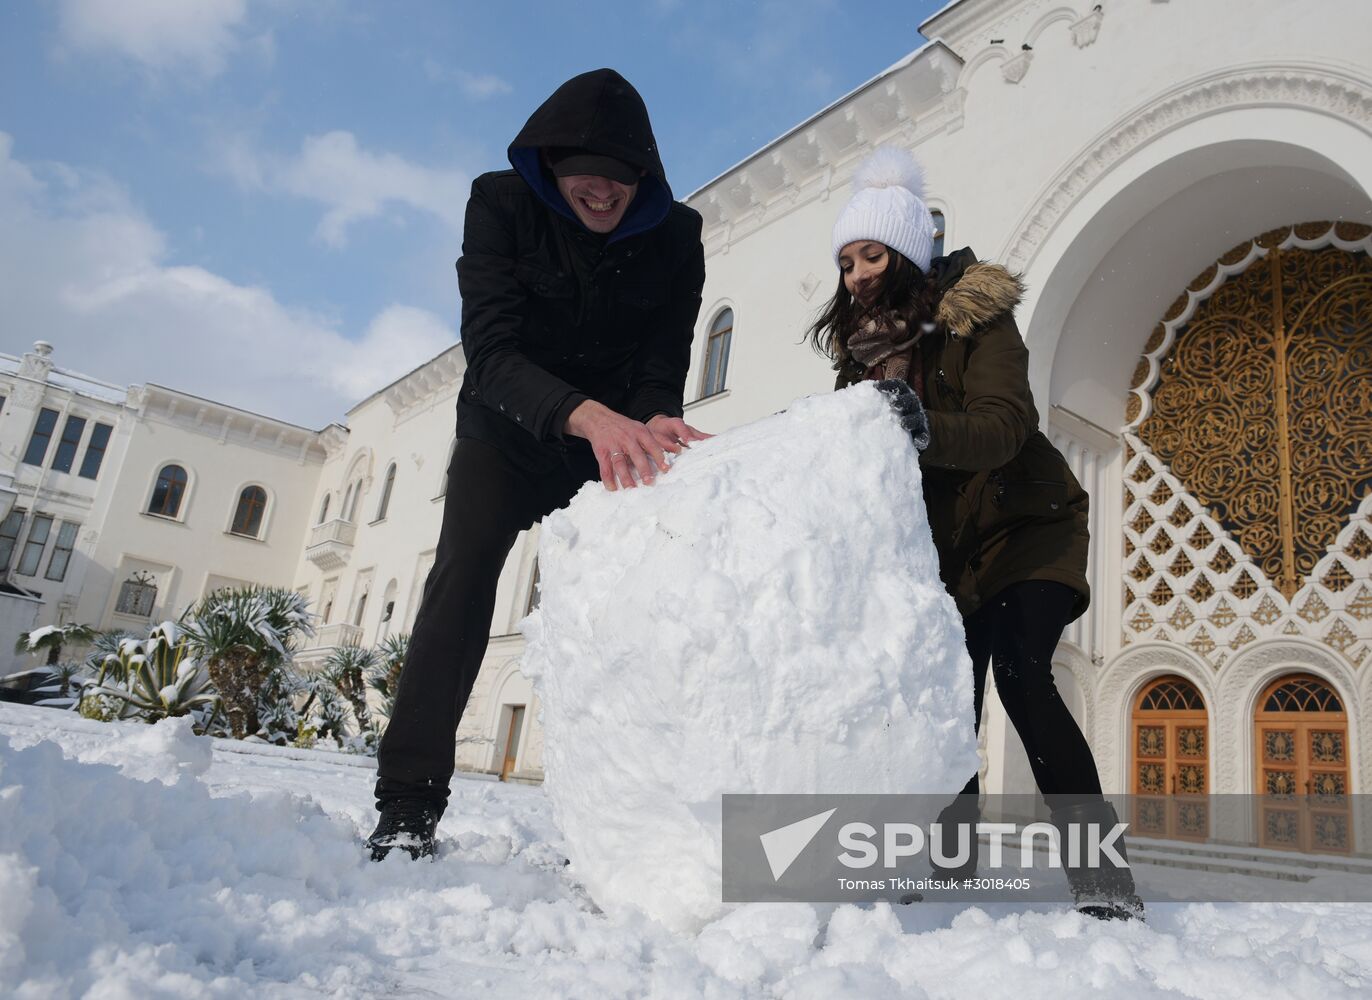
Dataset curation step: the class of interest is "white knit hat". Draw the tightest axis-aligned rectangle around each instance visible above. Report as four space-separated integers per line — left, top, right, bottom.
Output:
831 147 937 273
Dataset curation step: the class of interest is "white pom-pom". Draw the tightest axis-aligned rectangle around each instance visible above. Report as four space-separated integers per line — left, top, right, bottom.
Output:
851 146 926 201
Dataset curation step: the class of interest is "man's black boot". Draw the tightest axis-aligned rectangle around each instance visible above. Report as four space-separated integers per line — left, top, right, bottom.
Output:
930 793 980 881
1050 799 1145 921
368 798 440 861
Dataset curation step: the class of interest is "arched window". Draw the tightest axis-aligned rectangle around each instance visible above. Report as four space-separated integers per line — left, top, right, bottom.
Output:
701 308 733 398
318 493 331 525
341 482 356 522
931 210 946 260
346 480 363 522
230 486 267 538
376 463 396 521
148 465 188 518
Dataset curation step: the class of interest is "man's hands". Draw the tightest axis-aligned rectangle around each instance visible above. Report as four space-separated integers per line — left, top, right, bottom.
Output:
565 400 712 491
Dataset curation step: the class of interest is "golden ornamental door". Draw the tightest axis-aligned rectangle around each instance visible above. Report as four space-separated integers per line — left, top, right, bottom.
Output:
1120 223 1372 674
1133 229 1372 601
1254 673 1351 853
1131 676 1209 840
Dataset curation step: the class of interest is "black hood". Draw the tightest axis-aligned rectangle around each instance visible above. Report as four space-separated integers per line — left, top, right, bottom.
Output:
508 68 673 242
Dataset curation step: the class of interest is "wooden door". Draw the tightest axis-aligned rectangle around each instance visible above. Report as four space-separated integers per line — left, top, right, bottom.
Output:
1131 676 1209 840
499 706 526 782
1255 674 1351 853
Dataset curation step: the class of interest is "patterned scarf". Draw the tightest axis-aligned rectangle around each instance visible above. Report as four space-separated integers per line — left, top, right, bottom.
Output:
848 310 923 396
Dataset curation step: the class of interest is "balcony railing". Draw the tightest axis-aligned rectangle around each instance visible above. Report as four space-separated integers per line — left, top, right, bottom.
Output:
305 518 357 571
293 622 364 671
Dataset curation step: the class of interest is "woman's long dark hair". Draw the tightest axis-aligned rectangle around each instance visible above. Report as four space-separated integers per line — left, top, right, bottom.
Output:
806 246 940 364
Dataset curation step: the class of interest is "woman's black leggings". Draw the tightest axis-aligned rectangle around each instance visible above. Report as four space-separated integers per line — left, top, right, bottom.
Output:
956 580 1102 810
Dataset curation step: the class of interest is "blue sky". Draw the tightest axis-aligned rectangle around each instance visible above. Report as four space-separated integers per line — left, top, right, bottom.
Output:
2 0 944 427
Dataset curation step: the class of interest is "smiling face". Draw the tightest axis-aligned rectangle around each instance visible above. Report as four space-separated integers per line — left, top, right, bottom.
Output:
839 240 891 307
555 173 640 233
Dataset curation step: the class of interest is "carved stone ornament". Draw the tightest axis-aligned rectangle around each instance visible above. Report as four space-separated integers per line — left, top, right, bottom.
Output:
1071 9 1104 48
1001 51 1033 85
1002 66 1372 271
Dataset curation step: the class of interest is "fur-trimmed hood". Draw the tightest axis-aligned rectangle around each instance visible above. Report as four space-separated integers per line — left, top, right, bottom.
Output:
935 261 1025 338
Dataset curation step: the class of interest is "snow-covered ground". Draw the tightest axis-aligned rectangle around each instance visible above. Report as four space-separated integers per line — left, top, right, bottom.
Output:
4 702 1372 999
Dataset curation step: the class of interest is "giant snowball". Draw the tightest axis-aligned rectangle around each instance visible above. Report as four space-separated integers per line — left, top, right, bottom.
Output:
520 385 978 932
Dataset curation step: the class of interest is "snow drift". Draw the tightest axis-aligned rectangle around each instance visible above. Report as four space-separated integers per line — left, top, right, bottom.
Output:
521 384 979 932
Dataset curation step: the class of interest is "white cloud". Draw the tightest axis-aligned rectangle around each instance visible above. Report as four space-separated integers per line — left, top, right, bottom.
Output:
0 133 456 428
422 60 513 101
455 71 513 101
223 130 469 248
56 0 251 76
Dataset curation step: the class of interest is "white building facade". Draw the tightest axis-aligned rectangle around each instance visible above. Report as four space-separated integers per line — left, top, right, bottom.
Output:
5 1 1370 823
451 0 1372 809
1 342 330 667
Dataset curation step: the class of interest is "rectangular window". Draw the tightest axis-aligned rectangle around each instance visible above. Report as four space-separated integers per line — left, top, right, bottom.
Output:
44 521 79 582
17 514 53 576
116 573 158 617
78 423 113 479
0 509 24 574
22 408 60 467
50 415 88 474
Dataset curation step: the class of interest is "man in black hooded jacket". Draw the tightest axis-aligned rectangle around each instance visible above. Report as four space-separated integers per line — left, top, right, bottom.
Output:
368 69 707 860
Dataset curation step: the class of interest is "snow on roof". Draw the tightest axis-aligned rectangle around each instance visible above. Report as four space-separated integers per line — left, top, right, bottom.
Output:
683 40 946 203
919 0 973 34
142 383 322 435
0 352 128 406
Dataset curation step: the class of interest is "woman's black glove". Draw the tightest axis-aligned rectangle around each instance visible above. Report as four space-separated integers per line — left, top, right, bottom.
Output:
875 379 930 451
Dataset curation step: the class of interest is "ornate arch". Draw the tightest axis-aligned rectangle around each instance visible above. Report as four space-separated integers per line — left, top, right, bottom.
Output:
1024 7 1081 47
1095 642 1215 794
1000 63 1372 273
954 45 1013 92
1215 638 1362 794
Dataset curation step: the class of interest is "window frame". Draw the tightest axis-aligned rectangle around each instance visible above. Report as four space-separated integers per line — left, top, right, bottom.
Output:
375 463 397 521
44 520 79 582
0 508 25 574
147 463 190 519
16 513 54 577
50 414 88 474
115 571 158 618
699 307 734 399
229 484 269 539
78 422 113 479
22 407 60 467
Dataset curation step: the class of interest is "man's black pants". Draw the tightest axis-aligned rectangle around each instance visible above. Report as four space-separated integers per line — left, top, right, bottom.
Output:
957 580 1103 810
375 437 595 813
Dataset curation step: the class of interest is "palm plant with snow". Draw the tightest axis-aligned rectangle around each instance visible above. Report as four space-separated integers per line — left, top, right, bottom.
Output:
89 622 220 724
367 633 410 724
13 622 98 666
179 586 316 739
3 623 101 708
322 640 377 733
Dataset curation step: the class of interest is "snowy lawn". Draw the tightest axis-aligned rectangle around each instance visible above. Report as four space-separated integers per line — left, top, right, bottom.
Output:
4 703 1372 999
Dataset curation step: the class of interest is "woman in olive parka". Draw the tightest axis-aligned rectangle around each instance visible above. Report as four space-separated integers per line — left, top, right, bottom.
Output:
811 148 1142 920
